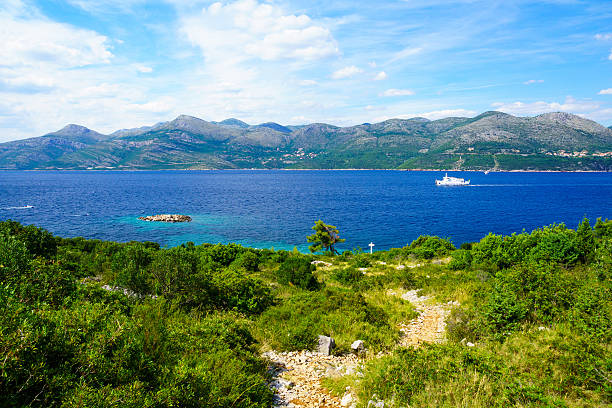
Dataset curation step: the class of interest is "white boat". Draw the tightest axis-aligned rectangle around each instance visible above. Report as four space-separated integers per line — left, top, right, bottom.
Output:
435 173 470 186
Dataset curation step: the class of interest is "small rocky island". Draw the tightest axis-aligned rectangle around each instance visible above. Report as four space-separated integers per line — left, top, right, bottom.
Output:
138 214 192 223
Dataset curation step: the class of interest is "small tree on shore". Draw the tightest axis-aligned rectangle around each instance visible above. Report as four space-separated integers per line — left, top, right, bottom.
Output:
307 220 345 255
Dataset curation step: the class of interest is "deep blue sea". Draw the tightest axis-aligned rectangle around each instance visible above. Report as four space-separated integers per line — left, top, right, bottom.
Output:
1 170 611 252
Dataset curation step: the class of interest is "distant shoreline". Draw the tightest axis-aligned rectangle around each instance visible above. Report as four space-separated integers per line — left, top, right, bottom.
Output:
3 168 611 173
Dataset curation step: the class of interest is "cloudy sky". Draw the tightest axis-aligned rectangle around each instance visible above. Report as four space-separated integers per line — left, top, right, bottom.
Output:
1 0 612 142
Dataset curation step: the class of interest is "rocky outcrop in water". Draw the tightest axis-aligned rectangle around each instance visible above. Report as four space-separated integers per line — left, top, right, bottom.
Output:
138 214 192 223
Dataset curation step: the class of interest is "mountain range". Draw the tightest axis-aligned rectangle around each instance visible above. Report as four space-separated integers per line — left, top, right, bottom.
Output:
1 111 611 171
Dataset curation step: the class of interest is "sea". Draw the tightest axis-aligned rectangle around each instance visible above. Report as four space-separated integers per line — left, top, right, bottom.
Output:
1 170 611 252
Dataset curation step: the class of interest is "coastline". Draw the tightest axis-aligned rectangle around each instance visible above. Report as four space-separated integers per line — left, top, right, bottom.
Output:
6 168 612 173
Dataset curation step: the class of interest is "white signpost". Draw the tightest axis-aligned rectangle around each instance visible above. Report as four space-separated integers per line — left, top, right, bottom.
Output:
369 242 375 254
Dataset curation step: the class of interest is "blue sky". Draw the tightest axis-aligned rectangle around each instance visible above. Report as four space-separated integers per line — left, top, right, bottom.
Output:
1 0 612 142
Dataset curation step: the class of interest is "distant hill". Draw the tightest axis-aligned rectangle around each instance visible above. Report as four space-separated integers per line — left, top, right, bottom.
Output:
1 111 611 170
217 118 250 128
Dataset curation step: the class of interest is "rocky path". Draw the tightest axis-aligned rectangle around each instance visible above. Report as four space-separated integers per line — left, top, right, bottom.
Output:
394 289 456 348
265 289 455 408
264 350 361 407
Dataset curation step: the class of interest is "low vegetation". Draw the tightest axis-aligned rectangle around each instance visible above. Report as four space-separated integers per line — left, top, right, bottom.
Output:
0 217 610 407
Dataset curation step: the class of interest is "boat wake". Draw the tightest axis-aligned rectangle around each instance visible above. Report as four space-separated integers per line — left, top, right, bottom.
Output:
469 184 530 187
2 205 34 210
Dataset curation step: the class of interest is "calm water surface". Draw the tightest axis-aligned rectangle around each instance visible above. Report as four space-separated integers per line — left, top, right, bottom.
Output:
1 170 611 251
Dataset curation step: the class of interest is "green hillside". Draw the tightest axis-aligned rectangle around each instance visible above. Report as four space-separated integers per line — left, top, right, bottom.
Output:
1 217 610 406
1 112 611 171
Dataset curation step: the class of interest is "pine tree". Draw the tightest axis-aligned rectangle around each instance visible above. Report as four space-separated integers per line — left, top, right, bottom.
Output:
307 220 345 254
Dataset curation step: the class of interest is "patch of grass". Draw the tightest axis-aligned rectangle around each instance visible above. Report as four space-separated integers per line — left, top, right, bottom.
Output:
320 375 358 399
253 287 400 353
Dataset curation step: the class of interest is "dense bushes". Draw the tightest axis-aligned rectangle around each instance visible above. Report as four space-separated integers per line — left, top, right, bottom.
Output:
470 221 597 271
406 235 455 259
111 243 154 294
332 266 364 286
1 217 610 407
0 221 274 407
275 256 320 290
0 220 57 259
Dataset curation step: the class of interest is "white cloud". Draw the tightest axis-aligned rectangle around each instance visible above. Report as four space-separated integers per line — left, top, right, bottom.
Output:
595 33 612 41
134 64 153 73
373 108 478 123
523 79 544 85
181 1 338 63
0 12 112 68
390 47 423 63
331 65 363 79
416 109 477 120
126 97 176 113
0 69 56 93
491 96 600 115
0 2 192 142
599 88 612 95
581 108 612 123
374 71 387 81
382 88 415 97
64 0 147 14
609 49 612 61
298 79 318 86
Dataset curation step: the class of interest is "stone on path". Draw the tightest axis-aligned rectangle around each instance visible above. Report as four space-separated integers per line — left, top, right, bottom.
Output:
341 392 355 407
350 340 364 354
318 335 336 355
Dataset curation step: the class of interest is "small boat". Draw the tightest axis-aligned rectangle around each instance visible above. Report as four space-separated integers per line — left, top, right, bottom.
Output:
435 173 470 186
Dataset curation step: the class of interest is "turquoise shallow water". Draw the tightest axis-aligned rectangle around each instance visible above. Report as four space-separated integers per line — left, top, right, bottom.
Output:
1 170 611 251
116 213 311 251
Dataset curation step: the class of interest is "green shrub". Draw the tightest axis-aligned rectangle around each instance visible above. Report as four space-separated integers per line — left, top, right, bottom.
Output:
231 250 260 272
200 243 244 267
529 229 579 265
449 249 472 270
336 250 353 262
575 218 595 263
157 314 273 408
0 220 57 259
459 242 473 250
445 306 480 342
275 256 320 290
471 233 506 269
149 247 212 309
352 253 372 268
482 280 527 337
594 237 612 282
17 260 77 306
111 243 154 294
570 283 611 341
211 267 273 314
594 217 612 239
0 232 31 282
332 266 363 286
407 235 455 259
